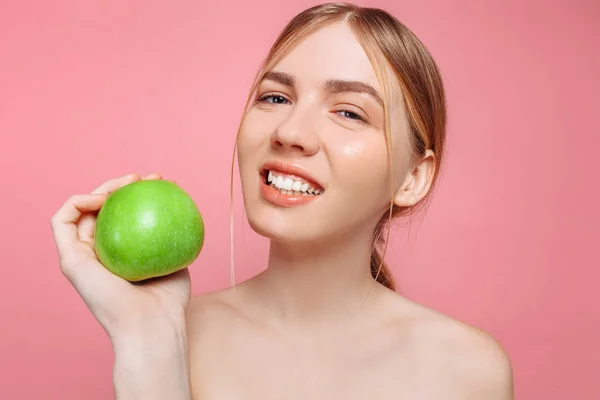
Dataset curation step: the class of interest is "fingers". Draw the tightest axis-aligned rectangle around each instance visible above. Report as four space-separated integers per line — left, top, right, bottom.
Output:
90 173 163 195
91 173 142 195
142 172 162 181
51 193 108 260
51 173 170 301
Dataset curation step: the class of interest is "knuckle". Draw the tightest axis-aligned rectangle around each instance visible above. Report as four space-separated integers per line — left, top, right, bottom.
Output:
62 195 77 209
50 214 59 228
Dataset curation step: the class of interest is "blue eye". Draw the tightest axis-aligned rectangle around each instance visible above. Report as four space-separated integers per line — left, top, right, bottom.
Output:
338 110 362 121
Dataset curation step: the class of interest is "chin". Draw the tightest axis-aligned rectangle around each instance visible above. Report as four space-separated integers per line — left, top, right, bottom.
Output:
245 206 324 245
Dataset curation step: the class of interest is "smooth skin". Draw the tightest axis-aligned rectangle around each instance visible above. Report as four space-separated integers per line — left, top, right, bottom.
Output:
51 22 513 400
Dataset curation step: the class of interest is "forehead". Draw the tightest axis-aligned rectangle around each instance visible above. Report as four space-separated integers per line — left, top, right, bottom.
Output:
270 22 382 92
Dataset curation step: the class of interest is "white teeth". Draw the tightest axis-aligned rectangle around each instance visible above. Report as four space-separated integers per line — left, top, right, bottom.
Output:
275 176 284 188
283 177 293 190
265 170 323 196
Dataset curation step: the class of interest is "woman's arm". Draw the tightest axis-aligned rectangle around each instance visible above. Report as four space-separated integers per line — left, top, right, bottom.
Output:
50 174 195 399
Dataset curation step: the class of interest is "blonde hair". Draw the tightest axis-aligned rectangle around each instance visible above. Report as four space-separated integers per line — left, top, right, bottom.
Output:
230 2 447 291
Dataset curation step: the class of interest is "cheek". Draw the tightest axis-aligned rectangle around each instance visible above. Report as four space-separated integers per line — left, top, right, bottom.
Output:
331 136 390 195
341 141 363 158
237 108 286 150
237 114 267 164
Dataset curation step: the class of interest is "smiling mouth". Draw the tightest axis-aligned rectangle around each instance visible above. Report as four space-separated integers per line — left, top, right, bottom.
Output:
261 169 324 196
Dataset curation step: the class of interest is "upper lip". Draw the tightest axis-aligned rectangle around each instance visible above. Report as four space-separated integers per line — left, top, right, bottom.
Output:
260 160 324 190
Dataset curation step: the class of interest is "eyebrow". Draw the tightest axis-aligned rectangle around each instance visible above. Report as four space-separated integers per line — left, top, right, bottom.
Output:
261 71 383 106
262 71 295 87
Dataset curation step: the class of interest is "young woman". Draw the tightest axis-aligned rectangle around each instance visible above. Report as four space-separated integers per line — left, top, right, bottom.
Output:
50 3 514 399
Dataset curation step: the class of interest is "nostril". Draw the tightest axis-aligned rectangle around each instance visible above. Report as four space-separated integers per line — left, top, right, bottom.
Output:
272 140 304 152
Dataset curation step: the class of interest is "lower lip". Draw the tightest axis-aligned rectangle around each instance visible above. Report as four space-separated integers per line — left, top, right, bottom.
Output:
260 180 320 207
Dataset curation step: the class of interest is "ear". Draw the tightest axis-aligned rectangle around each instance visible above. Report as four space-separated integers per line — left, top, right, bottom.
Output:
393 150 436 207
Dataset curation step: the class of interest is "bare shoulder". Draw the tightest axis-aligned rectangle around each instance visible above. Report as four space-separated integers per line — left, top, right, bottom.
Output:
186 285 248 334
184 286 255 398
388 294 514 399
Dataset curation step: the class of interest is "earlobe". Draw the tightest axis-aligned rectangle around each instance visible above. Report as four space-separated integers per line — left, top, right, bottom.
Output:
393 150 436 207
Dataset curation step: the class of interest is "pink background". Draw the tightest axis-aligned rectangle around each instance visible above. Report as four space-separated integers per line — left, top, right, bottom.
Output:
1 0 599 398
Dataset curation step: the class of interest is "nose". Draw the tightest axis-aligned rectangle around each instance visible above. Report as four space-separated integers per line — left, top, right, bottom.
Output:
270 105 320 156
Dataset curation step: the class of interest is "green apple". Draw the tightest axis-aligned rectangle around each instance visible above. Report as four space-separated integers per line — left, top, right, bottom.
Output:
94 180 204 282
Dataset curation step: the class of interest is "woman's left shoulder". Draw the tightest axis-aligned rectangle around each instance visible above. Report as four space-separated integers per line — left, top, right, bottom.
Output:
387 295 514 399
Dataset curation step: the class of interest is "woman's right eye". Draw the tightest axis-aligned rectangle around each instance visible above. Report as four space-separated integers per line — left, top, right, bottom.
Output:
259 94 290 105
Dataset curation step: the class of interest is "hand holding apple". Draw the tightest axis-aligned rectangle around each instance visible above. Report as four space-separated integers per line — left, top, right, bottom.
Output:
49 173 195 338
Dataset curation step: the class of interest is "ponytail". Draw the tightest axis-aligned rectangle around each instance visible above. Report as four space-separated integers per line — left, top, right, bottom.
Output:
370 248 396 291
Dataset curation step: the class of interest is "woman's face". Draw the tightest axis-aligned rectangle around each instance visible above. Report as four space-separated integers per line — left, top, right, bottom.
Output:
237 21 415 244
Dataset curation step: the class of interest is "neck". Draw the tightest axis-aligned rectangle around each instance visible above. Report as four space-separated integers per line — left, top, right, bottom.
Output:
252 229 382 327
